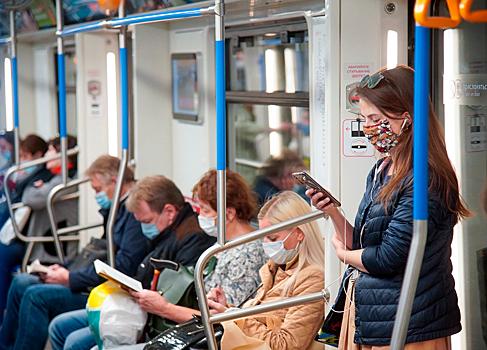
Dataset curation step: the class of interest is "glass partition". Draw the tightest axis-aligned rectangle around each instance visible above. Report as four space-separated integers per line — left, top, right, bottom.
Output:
226 18 310 186
229 35 308 93
228 103 309 184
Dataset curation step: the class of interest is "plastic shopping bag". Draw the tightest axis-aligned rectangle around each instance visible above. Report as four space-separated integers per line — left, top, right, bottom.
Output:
87 281 147 350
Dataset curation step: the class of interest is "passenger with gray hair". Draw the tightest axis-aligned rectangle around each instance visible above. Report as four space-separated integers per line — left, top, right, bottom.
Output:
0 155 148 350
48 174 216 350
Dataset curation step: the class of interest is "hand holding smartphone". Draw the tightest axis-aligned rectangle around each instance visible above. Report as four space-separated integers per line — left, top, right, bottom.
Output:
292 172 341 207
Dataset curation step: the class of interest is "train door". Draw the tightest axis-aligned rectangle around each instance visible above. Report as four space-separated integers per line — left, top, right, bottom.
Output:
438 5 487 348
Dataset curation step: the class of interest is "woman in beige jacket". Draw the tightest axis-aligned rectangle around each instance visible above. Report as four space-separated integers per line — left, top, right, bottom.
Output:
208 191 325 350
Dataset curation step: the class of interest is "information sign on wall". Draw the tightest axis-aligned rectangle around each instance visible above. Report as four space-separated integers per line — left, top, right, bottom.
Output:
342 119 375 157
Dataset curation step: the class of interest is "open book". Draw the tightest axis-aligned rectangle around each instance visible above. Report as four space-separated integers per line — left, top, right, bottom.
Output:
27 259 51 275
94 259 143 292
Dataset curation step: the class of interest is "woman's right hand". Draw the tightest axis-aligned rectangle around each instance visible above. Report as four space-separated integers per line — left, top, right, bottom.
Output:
306 189 336 214
207 285 227 306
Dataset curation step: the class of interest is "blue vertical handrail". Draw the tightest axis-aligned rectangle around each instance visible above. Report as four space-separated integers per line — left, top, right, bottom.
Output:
389 23 431 350
195 2 226 349
10 11 20 166
216 39 226 171
120 46 129 151
12 56 18 131
57 53 67 139
413 30 430 222
51 0 68 263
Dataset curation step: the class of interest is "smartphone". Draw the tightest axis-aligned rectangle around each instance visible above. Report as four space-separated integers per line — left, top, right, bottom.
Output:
292 172 341 207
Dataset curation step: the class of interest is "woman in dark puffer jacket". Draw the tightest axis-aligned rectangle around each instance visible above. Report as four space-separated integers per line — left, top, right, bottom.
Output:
309 65 471 350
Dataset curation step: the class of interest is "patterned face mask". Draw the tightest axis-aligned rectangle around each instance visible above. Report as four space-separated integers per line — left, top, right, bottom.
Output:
363 118 407 154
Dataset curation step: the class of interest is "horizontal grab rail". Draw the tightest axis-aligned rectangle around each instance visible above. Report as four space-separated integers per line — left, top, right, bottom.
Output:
57 222 103 236
20 234 80 272
210 290 330 324
6 147 78 173
213 210 325 251
59 6 215 37
110 7 204 26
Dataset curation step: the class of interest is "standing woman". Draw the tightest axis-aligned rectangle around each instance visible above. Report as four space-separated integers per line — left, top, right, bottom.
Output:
309 65 471 349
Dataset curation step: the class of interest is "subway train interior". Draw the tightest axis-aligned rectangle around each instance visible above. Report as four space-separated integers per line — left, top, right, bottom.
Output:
0 0 486 349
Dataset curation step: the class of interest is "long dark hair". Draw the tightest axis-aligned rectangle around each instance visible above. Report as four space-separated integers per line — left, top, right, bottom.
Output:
356 65 471 221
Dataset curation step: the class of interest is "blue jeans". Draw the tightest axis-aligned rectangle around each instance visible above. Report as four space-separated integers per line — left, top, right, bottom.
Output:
49 309 96 350
0 240 25 325
0 273 88 350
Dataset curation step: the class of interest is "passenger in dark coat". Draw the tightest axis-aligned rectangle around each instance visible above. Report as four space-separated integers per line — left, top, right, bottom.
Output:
309 65 472 348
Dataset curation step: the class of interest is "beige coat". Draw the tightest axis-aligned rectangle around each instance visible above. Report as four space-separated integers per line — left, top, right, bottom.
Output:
240 257 325 350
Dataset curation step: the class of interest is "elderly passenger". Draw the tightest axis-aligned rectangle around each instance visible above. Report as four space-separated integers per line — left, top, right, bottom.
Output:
48 174 217 350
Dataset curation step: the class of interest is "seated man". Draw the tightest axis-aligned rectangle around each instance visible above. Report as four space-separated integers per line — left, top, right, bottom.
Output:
0 155 148 350
48 175 217 350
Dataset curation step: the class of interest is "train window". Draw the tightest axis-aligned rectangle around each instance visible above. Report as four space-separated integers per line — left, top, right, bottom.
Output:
228 34 308 93
226 19 310 185
228 103 309 185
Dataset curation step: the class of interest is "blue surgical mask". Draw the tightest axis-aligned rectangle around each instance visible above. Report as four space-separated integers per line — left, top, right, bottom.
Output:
95 191 111 209
141 212 162 239
262 230 300 265
3 150 11 162
24 165 36 175
198 215 218 237
0 150 11 168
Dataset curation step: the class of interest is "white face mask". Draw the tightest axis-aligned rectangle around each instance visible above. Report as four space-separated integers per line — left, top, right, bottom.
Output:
262 230 300 265
198 215 218 237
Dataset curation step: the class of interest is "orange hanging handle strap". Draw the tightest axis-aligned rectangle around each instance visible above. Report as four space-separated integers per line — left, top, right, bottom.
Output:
414 0 462 28
460 0 487 22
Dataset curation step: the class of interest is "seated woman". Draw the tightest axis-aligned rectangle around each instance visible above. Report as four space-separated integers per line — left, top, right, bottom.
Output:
21 135 78 264
48 169 267 350
208 191 325 350
0 134 51 325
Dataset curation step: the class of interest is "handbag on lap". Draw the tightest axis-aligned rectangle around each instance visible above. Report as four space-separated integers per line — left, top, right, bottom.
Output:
143 315 223 350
